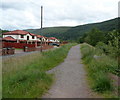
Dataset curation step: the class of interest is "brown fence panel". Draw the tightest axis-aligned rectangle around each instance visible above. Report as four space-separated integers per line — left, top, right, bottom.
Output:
3 42 36 49
24 45 54 52
2 48 15 55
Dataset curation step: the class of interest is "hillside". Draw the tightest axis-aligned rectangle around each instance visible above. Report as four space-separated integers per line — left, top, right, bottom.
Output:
62 17 119 40
0 29 9 37
25 17 119 41
25 27 71 39
0 17 119 40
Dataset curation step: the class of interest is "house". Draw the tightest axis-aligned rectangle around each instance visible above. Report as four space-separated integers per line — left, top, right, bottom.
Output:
2 30 59 48
0 37 2 49
36 35 44 46
2 30 60 48
48 37 60 43
3 30 37 43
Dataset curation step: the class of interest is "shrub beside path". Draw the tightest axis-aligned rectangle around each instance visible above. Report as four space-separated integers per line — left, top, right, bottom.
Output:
42 44 101 98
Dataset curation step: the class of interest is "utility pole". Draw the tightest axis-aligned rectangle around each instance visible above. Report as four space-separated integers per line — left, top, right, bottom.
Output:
40 6 43 52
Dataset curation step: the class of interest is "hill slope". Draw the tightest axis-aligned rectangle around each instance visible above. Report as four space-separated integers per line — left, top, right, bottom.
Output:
25 27 71 39
25 18 119 41
62 17 119 40
1 18 119 40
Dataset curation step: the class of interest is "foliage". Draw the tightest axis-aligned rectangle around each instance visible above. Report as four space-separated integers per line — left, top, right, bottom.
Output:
1 18 118 40
24 17 119 41
84 28 106 46
81 44 118 94
95 30 119 58
3 43 76 98
0 29 9 37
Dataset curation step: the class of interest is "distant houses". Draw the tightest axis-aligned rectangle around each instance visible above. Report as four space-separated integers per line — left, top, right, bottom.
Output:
2 30 60 48
48 37 60 43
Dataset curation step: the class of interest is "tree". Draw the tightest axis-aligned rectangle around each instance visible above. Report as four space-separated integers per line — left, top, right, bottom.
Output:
84 28 105 46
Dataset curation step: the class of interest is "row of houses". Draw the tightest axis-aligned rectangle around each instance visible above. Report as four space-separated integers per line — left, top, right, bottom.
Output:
2 30 60 48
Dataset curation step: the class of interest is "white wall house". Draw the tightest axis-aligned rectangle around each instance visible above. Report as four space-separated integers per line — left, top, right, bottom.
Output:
48 37 60 43
3 30 60 46
3 30 38 41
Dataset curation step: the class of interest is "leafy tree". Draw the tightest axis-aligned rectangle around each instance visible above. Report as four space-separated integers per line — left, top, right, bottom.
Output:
96 30 119 58
84 28 105 46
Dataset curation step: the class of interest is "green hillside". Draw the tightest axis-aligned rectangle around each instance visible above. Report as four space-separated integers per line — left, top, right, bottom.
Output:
62 17 119 40
0 29 9 37
25 27 71 39
1 17 119 40
25 17 119 41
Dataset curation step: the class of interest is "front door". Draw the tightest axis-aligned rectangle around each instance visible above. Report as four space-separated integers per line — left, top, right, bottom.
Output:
27 36 29 40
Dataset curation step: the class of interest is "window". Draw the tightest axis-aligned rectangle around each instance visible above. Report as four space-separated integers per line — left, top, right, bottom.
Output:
32 36 34 39
21 35 24 38
27 36 29 40
39 38 42 40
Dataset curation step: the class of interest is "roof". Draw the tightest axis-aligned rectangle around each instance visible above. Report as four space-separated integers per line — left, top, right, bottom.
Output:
36 35 43 38
3 30 37 36
44 36 48 39
3 36 17 41
3 30 29 35
49 37 57 40
29 33 36 36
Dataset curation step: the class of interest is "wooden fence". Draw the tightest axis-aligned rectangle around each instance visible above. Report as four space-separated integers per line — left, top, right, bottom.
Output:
3 42 36 49
2 48 15 55
24 45 54 52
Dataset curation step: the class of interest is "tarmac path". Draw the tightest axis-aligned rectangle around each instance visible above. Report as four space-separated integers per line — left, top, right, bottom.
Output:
42 44 99 98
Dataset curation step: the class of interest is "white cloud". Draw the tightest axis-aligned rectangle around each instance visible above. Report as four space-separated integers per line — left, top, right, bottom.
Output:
0 0 119 30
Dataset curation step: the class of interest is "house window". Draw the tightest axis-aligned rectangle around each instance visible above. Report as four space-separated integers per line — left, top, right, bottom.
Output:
39 38 42 40
21 35 24 38
27 36 29 40
32 36 34 39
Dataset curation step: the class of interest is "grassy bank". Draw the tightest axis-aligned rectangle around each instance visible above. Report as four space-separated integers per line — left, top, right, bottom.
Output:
3 43 76 98
80 43 119 98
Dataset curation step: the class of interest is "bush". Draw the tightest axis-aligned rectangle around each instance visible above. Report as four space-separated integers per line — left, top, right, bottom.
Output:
92 71 113 92
81 44 118 93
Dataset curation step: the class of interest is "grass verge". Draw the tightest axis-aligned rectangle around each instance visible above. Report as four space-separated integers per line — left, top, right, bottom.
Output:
3 43 76 98
80 43 119 98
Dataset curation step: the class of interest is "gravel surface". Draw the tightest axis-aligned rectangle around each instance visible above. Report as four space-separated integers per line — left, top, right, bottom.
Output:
42 44 99 98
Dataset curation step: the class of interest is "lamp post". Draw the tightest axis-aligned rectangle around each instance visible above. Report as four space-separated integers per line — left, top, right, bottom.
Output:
40 6 43 52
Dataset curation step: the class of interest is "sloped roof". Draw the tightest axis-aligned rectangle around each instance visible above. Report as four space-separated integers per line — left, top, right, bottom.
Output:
3 36 17 41
49 37 57 40
3 30 37 36
36 35 43 38
29 33 36 36
44 36 48 39
3 30 29 35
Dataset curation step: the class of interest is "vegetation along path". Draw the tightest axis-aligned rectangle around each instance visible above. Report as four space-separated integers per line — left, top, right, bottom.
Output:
42 44 98 98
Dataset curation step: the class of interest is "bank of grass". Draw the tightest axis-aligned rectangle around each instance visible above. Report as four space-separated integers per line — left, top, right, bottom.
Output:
80 43 118 98
3 43 76 98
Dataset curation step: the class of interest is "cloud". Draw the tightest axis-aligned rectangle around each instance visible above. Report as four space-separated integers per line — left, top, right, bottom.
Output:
0 0 119 30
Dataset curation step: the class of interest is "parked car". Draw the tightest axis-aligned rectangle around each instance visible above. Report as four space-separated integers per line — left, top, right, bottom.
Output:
49 43 60 47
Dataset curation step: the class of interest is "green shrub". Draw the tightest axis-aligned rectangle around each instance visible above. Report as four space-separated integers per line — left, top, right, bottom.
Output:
81 44 118 94
92 71 113 92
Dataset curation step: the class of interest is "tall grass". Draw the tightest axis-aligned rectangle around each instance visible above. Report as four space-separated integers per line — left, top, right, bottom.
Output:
3 43 76 98
80 44 118 94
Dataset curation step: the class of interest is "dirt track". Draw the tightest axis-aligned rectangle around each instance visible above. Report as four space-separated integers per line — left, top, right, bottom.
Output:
42 45 99 98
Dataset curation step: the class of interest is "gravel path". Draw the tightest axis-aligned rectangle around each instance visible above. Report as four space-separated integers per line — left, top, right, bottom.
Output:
42 44 98 98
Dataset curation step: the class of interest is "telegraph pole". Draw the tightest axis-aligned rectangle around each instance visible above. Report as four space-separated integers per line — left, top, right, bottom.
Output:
40 6 43 52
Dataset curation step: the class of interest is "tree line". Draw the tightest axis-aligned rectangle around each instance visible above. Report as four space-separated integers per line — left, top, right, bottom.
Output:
78 28 119 59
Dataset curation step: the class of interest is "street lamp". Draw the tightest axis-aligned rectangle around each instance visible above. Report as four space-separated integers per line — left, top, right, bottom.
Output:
40 6 43 52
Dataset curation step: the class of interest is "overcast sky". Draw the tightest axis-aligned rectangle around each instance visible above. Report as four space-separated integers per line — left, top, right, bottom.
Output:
0 0 119 30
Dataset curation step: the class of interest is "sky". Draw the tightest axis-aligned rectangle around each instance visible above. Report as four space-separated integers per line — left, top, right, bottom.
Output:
0 0 119 30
